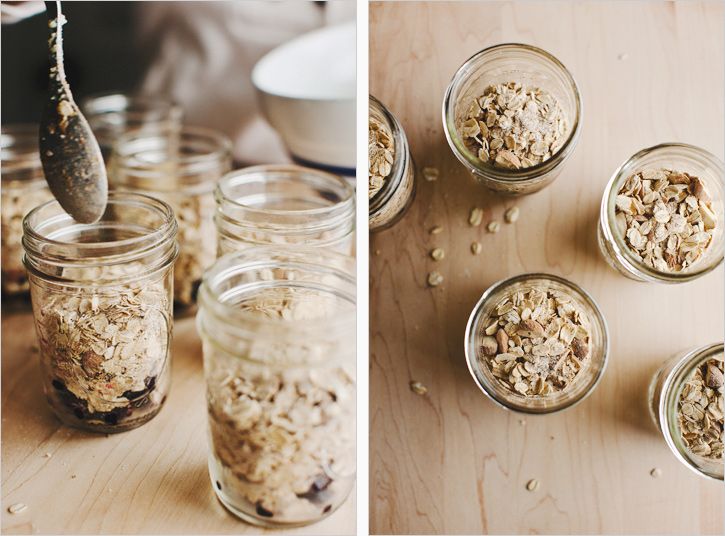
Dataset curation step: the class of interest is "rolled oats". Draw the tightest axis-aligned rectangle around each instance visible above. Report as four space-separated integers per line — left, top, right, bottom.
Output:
369 116 394 199
487 221 501 233
471 241 482 255
430 225 443 235
422 167 439 182
205 287 355 522
430 248 445 261
32 264 171 429
478 286 592 397
469 207 484 226
525 479 539 491
428 271 444 287
614 169 717 272
7 503 27 514
409 381 428 395
677 358 723 460
461 82 567 169
1 187 53 294
504 206 520 224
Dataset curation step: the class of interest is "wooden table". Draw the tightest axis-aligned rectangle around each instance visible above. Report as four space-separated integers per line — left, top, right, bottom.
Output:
369 2 724 534
1 308 355 535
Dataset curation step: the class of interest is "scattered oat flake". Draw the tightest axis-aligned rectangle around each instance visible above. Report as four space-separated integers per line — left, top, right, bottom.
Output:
487 221 500 233
375 250 381 256
617 52 629 61
526 479 539 491
8 503 27 514
504 206 520 224
469 207 484 226
518 419 526 426
427 271 444 287
422 167 439 182
409 381 428 395
43 452 52 458
430 225 443 235
650 467 662 478
71 474 77 479
471 241 482 255
430 248 445 261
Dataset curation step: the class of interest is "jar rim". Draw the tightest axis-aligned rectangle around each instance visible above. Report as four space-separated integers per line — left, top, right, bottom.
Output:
112 125 232 183
197 246 356 338
600 142 725 282
442 42 582 183
369 95 411 214
215 164 354 219
658 343 723 481
80 91 183 122
464 272 609 414
22 191 178 280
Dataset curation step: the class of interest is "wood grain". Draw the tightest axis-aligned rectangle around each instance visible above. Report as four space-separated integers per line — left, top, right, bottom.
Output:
369 1 724 534
1 309 355 535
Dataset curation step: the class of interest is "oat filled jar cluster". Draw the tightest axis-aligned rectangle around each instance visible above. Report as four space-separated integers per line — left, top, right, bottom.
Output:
197 248 356 527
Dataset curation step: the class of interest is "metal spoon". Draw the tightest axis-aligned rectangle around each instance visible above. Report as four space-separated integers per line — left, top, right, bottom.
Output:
39 0 107 224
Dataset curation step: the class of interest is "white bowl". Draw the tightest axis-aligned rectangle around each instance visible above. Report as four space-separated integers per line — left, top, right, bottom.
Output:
252 22 356 175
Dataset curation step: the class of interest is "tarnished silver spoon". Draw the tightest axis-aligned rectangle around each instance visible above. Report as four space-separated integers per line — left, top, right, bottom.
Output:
39 0 107 224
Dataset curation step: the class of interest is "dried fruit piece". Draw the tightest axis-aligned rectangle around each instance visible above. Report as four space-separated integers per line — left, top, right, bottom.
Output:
481 336 498 356
495 329 509 353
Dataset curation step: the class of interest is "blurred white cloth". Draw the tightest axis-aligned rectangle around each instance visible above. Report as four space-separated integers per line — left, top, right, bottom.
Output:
136 1 355 164
0 1 44 24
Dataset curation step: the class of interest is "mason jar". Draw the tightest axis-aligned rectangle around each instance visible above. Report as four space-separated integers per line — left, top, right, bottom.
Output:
197 247 356 527
110 126 232 307
80 92 183 160
23 192 178 433
648 343 723 481
464 273 608 413
443 43 582 195
598 143 724 282
215 165 355 256
369 95 416 231
1 124 53 296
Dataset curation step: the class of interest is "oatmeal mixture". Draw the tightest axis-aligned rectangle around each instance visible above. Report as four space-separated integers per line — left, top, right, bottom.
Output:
614 168 717 273
678 358 723 460
1 187 53 294
461 82 567 170
368 116 394 199
479 286 591 396
32 265 171 428
206 287 355 521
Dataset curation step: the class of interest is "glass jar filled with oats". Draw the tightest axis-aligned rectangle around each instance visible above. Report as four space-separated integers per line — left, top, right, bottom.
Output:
110 126 232 307
598 143 724 283
23 192 178 433
443 43 582 195
369 95 416 231
80 92 183 160
197 247 356 527
464 273 608 413
1 124 54 296
648 343 723 480
215 165 355 256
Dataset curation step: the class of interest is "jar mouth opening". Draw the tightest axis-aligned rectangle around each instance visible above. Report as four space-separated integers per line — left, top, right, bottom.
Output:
601 143 725 281
198 246 356 337
464 272 609 414
369 95 410 212
443 43 582 182
112 126 232 183
659 343 723 481
216 164 355 219
22 192 178 276
81 92 183 123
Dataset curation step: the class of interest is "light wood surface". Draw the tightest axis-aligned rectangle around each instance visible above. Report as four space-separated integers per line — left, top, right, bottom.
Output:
1 309 355 535
369 2 724 534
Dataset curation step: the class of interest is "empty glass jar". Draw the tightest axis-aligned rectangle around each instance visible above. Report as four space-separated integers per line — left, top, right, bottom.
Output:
215 165 355 256
110 126 232 306
443 43 582 195
464 273 609 413
1 124 53 296
81 92 183 160
197 247 356 527
23 192 178 433
598 143 724 282
649 343 723 481
369 95 416 231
